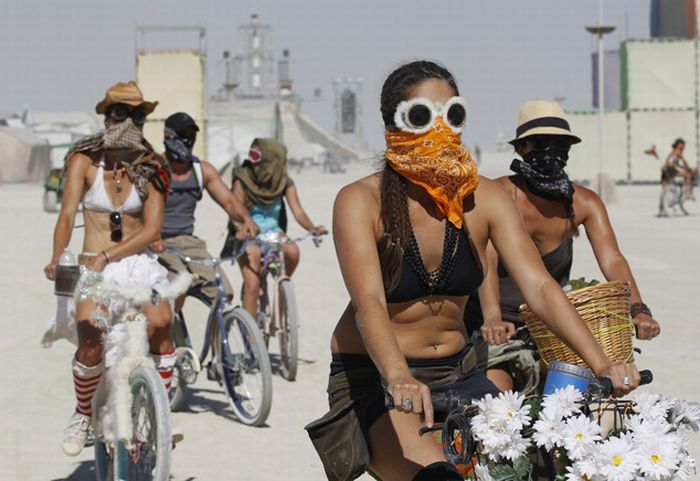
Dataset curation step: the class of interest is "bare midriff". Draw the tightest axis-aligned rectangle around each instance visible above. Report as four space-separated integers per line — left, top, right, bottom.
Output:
81 209 143 254
330 295 468 360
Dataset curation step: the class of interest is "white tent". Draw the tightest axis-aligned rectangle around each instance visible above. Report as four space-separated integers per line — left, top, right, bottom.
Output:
0 127 50 183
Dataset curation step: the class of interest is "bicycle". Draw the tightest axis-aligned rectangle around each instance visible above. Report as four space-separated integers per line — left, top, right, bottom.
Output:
252 231 324 381
77 270 192 481
166 243 273 427
659 177 690 217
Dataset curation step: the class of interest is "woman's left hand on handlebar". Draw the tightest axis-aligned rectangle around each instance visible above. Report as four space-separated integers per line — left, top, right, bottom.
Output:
598 363 641 397
311 225 328 236
387 373 434 428
633 313 660 340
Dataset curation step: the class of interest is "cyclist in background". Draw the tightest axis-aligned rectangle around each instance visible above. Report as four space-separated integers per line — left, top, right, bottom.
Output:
662 138 697 201
154 112 259 311
227 138 327 319
464 100 661 394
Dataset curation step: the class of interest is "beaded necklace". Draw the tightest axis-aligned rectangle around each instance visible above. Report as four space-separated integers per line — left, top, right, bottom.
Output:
404 220 460 295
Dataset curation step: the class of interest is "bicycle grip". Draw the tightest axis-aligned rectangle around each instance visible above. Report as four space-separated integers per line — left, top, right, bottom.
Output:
595 369 653 397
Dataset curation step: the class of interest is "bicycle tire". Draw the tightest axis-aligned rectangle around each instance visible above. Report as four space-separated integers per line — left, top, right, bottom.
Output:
277 280 299 381
115 365 172 481
169 311 189 411
94 440 111 481
217 307 273 426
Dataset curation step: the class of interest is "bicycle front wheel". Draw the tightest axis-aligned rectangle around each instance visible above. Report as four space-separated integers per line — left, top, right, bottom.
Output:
115 365 172 481
277 280 299 381
217 307 273 426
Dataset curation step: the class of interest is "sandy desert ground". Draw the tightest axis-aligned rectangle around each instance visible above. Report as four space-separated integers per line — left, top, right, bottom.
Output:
1 153 699 480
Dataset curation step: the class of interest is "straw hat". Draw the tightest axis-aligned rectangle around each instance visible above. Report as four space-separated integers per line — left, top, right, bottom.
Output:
509 100 581 144
95 81 158 115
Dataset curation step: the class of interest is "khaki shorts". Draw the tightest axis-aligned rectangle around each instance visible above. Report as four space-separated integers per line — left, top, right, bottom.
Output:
470 328 541 396
158 235 233 302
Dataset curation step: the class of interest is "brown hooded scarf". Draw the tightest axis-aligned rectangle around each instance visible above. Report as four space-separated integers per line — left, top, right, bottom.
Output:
233 138 289 209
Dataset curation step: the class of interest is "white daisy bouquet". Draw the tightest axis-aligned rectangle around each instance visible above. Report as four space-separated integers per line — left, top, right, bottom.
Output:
468 387 700 481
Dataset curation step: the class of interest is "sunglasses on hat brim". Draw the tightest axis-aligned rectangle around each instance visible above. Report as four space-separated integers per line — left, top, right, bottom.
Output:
394 96 467 135
107 104 147 126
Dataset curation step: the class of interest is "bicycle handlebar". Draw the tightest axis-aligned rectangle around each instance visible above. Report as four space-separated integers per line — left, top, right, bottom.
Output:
253 231 326 249
165 237 250 267
384 369 654 411
592 369 653 398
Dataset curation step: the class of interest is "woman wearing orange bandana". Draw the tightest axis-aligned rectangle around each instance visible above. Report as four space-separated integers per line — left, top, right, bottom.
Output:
305 61 642 481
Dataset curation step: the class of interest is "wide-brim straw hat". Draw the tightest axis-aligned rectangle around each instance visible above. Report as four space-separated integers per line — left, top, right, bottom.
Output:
95 81 158 116
509 100 581 144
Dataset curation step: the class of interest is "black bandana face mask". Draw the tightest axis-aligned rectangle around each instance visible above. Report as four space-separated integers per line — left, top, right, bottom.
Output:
164 135 194 164
510 140 574 202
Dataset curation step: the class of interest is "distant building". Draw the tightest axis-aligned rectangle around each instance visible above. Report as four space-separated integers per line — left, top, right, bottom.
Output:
208 14 367 172
650 0 696 38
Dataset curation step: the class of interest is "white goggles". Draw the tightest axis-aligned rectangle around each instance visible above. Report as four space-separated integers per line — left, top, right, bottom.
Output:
393 96 467 135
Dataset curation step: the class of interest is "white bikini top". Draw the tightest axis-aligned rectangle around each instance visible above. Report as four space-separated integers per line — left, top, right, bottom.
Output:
83 160 143 214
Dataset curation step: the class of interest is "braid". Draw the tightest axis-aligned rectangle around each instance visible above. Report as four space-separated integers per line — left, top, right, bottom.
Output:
379 60 458 246
380 164 411 248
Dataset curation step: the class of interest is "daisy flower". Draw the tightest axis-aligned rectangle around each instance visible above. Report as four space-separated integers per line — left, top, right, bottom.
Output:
562 415 602 461
596 435 640 481
633 392 673 423
626 414 672 444
533 407 566 450
500 433 530 461
670 400 700 432
565 463 602 481
636 438 681 481
492 391 531 431
542 385 584 418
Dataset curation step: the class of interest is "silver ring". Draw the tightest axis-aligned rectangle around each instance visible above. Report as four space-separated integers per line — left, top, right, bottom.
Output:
401 397 412 410
622 376 630 386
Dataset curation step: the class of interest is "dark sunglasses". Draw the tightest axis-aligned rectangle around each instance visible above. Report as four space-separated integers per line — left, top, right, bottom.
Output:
529 136 574 151
108 104 147 125
110 211 122 242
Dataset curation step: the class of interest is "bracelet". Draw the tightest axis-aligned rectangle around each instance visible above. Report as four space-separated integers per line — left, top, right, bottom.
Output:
630 302 652 318
101 250 112 264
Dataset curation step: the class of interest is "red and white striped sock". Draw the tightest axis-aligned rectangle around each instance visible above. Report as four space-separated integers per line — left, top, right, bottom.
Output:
151 350 176 392
72 358 104 417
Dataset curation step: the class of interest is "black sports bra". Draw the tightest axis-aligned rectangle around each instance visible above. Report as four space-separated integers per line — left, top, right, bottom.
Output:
385 222 483 303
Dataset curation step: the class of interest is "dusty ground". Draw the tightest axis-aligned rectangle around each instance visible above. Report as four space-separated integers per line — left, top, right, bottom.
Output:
1 153 698 480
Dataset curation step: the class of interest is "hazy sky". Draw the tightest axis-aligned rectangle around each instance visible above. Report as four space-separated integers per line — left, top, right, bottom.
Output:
1 0 650 150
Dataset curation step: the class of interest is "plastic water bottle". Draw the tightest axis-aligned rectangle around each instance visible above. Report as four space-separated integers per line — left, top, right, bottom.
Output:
54 248 80 297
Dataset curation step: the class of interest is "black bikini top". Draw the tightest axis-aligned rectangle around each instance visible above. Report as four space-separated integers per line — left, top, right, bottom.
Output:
385 221 483 303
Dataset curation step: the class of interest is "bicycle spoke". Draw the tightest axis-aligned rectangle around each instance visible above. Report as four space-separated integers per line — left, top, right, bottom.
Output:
129 382 158 479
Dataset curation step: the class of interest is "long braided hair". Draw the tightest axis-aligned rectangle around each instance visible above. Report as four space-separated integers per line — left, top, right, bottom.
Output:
379 60 459 247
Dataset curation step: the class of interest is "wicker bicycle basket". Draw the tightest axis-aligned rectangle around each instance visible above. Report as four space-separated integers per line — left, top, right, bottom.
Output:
519 280 635 368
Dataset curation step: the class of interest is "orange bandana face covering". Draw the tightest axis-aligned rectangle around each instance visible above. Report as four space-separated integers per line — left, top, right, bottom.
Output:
385 118 478 228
